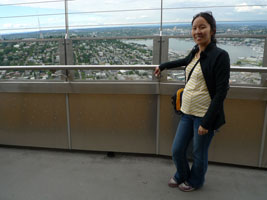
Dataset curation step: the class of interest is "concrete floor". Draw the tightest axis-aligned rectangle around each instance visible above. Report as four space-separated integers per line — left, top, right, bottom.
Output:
0 147 266 200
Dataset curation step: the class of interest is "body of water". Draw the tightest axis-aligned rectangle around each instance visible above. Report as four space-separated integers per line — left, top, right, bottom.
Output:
123 39 260 64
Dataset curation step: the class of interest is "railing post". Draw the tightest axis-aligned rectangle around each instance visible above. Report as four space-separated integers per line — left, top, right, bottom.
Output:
261 37 267 86
152 36 169 64
64 38 73 150
161 36 169 64
152 36 169 81
152 36 160 154
65 39 75 81
58 38 74 81
58 38 68 81
152 36 161 65
59 37 73 150
153 35 169 155
66 39 74 65
59 39 66 65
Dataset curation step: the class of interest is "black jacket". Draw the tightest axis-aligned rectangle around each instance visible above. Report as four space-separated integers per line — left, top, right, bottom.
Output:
159 42 230 130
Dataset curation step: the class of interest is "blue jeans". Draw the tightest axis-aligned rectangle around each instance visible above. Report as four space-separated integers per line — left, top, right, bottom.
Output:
172 114 214 188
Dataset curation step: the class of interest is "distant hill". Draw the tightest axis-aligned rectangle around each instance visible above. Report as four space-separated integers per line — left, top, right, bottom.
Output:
1 22 267 40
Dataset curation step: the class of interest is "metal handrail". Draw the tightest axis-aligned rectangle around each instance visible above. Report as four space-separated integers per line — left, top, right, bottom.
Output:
0 65 266 72
230 66 267 73
0 65 157 70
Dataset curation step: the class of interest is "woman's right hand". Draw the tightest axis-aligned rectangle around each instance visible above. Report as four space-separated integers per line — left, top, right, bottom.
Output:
154 66 161 77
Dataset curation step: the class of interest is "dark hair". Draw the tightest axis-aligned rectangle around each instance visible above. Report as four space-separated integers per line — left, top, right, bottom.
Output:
192 11 217 43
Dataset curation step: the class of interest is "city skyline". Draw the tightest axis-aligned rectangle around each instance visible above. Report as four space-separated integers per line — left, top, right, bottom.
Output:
0 0 267 34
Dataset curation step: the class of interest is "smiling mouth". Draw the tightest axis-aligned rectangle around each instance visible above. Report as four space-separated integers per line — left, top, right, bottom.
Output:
195 37 202 40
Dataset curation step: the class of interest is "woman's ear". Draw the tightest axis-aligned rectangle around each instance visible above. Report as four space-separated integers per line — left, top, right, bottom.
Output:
211 28 216 36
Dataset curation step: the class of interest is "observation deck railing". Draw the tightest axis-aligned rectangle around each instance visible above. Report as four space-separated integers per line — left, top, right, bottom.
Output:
0 32 267 168
0 63 267 169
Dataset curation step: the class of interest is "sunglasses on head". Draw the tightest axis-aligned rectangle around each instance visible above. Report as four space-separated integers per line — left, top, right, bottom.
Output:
194 11 213 18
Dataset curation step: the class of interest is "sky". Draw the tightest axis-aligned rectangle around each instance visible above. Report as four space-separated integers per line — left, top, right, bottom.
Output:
0 0 267 34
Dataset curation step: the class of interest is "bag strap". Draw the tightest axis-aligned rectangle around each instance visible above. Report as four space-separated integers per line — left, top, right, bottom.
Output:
186 59 200 83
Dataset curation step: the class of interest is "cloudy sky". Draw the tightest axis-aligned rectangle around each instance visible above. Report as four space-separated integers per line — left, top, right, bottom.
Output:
0 0 267 34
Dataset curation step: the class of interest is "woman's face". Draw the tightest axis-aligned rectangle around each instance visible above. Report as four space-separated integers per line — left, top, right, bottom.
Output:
192 16 213 49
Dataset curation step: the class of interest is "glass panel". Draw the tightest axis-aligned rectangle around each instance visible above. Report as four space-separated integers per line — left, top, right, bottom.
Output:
72 39 153 80
68 0 161 37
0 1 65 39
218 38 264 67
0 70 64 81
74 69 153 81
67 0 160 81
167 69 185 82
73 39 153 65
0 41 60 66
230 71 261 85
0 41 61 80
163 1 267 35
167 38 265 85
163 1 267 85
168 37 264 65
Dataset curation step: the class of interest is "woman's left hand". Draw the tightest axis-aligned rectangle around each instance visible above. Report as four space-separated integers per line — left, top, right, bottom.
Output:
198 125 209 135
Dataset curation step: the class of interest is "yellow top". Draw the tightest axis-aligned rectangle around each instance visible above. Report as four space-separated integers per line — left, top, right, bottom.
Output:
181 56 211 117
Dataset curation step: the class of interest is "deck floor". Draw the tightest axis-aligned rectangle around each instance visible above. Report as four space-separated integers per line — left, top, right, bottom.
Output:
0 147 266 200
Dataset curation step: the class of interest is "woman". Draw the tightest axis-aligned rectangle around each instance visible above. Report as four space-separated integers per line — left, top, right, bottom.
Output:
154 12 230 192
